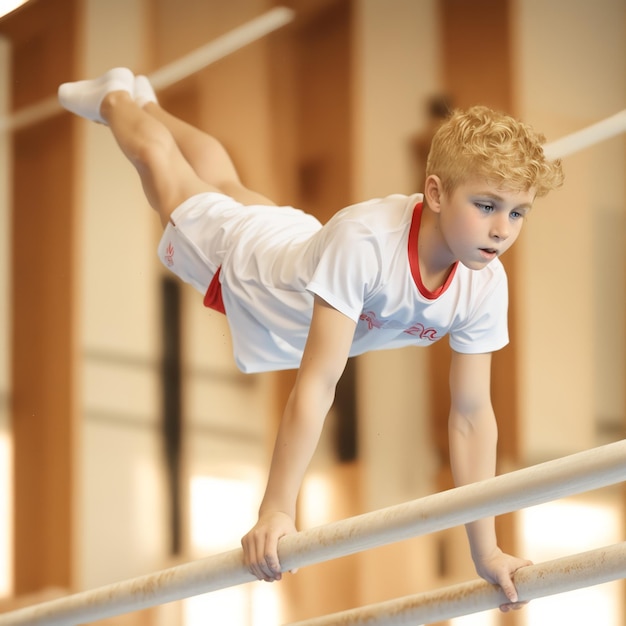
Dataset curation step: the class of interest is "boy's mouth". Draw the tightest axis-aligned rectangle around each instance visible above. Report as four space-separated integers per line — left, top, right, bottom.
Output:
479 247 498 259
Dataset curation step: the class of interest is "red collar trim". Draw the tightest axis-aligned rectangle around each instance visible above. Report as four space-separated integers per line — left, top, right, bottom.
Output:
408 202 458 300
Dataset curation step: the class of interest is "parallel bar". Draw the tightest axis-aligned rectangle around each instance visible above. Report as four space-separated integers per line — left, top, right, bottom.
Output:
0 440 624 625
0 95 60 134
0 550 250 625
0 7 295 133
277 439 626 573
147 7 294 91
542 109 626 160
287 542 626 626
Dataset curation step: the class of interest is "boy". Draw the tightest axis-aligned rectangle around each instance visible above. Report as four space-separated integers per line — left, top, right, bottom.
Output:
58 67 563 611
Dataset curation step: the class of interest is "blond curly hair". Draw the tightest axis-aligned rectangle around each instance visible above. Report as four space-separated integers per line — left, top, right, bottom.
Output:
425 106 564 197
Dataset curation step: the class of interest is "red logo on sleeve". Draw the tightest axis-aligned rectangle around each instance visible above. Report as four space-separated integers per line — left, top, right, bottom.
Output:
359 311 384 330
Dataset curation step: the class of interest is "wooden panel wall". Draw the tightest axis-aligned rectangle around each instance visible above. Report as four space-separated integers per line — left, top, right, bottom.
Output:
441 0 519 469
0 0 78 594
437 2 520 623
431 0 519 485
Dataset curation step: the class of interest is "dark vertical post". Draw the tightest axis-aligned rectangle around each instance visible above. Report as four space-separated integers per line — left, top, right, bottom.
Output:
334 358 358 462
161 277 182 554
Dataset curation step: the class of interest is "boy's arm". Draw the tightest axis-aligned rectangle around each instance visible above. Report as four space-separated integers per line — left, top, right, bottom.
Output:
448 350 531 611
242 295 356 582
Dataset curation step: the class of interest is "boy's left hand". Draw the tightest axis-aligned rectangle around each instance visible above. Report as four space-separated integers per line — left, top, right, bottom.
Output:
474 548 532 612
241 510 297 582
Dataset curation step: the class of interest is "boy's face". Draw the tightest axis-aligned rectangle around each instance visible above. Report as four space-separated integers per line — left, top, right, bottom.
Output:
435 178 535 270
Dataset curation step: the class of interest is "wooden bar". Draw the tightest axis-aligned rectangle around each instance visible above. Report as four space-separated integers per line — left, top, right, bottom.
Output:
0 7 295 132
542 109 626 159
287 542 626 625
0 440 624 625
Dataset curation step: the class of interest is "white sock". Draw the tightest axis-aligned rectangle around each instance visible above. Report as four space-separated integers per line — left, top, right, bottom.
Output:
58 67 134 124
134 75 158 108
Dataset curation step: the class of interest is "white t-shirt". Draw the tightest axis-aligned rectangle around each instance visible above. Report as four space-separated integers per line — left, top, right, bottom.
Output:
159 192 509 373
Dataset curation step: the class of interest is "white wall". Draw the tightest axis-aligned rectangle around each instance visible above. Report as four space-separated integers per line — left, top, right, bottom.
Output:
513 4 625 622
514 0 626 463
78 0 169 587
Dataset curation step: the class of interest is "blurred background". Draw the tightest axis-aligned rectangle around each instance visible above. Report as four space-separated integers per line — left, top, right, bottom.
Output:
0 0 624 624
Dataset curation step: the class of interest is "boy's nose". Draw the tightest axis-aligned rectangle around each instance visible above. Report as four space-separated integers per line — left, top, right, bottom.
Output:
490 216 510 240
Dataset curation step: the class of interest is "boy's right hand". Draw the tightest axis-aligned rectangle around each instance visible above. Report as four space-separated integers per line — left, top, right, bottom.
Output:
241 511 297 582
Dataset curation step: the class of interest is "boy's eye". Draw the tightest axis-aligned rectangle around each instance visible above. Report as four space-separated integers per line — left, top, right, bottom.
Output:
475 202 494 213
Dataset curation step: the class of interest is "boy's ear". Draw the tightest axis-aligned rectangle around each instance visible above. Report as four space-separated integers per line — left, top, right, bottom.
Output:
424 174 444 212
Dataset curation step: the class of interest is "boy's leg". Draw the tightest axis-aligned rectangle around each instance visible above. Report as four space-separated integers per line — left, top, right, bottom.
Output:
59 68 274 226
59 68 214 225
100 92 214 226
133 74 274 208
143 102 276 207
